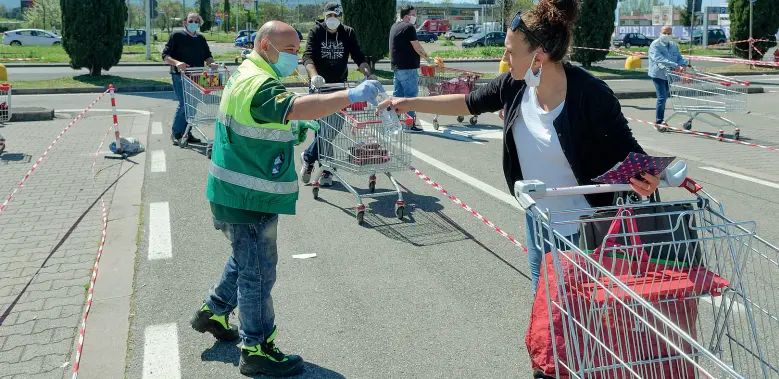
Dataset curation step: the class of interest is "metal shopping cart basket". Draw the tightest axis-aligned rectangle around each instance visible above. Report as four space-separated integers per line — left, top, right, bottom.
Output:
419 64 482 130
514 161 779 378
662 67 750 140
0 83 11 124
180 66 230 159
313 96 413 225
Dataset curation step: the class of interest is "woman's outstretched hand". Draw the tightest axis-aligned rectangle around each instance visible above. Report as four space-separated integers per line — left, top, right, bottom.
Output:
629 172 661 197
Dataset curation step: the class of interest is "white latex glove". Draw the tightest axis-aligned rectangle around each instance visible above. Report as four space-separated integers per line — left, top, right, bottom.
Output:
311 75 326 88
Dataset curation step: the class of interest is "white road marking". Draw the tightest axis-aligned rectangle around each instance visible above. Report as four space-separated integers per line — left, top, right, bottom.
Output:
407 146 521 209
148 202 172 260
142 323 181 379
701 295 745 314
152 121 163 135
700 167 779 190
150 150 166 173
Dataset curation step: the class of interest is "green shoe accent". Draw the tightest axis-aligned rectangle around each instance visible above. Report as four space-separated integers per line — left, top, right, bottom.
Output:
190 302 239 342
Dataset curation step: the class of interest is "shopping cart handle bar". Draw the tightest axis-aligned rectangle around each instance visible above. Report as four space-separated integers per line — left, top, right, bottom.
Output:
514 161 701 209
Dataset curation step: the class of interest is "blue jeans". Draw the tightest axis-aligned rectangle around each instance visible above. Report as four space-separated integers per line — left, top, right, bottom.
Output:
171 73 188 136
393 69 419 119
206 215 278 347
652 77 670 124
526 211 580 294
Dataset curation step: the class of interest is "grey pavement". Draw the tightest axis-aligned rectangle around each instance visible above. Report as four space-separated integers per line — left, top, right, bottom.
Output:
1 86 778 378
0 108 145 379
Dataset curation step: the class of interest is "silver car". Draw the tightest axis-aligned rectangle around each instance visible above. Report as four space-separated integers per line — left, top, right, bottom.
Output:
2 29 62 46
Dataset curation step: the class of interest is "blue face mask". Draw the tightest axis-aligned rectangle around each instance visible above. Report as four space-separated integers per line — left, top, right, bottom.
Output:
187 23 199 34
266 40 298 78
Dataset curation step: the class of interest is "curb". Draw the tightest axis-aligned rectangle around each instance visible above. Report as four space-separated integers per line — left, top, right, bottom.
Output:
9 107 54 121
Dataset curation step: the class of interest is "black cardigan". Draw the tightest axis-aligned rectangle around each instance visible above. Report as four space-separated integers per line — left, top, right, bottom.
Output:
465 64 645 208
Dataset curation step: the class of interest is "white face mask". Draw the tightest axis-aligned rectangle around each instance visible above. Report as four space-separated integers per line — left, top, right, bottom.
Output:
408 15 417 24
325 17 340 30
660 34 673 44
524 55 542 88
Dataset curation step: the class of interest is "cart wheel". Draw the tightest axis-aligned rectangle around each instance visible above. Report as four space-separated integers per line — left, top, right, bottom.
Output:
356 211 365 225
395 205 405 219
734 131 740 141
368 180 376 193
470 116 478 125
312 187 319 200
206 148 212 160
433 120 440 130
683 120 693 130
234 58 239 64
457 116 465 123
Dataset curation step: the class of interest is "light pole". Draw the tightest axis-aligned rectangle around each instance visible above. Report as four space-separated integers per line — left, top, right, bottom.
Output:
145 0 151 60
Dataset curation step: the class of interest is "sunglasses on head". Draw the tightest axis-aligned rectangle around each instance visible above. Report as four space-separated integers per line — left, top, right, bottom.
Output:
510 11 549 52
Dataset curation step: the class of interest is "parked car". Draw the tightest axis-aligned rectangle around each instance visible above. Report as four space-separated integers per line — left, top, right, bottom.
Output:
679 28 728 45
235 30 251 39
612 33 653 48
445 28 471 40
123 29 157 45
462 32 505 48
416 30 438 43
2 28 61 46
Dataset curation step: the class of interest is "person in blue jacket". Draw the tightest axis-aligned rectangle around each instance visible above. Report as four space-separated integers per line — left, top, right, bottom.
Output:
648 26 689 130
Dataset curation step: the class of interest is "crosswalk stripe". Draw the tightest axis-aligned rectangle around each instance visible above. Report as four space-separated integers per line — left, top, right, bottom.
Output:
151 150 166 173
152 121 163 135
148 202 172 260
142 323 181 379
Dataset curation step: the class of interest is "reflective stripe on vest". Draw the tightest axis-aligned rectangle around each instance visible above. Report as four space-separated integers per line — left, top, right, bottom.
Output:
209 162 298 194
218 112 296 143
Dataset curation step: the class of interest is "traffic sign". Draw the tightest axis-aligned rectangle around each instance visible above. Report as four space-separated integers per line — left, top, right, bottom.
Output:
216 12 222 18
215 17 222 24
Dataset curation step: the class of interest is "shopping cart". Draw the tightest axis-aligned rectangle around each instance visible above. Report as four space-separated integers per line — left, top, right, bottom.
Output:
419 64 482 130
0 83 12 124
515 161 779 378
313 91 413 225
663 67 750 140
179 66 230 159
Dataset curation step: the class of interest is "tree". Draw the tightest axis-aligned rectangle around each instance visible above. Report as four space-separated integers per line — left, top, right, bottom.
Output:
729 0 778 60
676 6 701 28
571 0 618 68
223 0 231 32
24 0 62 31
127 4 146 29
156 0 184 33
495 0 533 31
61 0 128 76
341 0 396 68
199 0 212 32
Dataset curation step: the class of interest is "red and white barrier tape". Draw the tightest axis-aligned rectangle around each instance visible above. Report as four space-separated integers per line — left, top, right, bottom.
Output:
625 116 778 152
71 123 115 379
409 167 527 252
0 57 40 61
572 46 645 57
0 89 110 215
682 38 770 50
685 54 779 67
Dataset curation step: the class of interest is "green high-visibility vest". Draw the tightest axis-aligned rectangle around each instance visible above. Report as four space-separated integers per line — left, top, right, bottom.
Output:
206 51 299 215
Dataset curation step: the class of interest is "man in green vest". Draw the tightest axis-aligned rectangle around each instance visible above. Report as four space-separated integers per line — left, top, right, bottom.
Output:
188 21 384 377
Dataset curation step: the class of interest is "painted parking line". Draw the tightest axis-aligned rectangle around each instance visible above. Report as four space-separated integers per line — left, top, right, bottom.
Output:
701 167 779 190
150 150 166 173
142 323 181 379
152 121 163 135
148 202 172 260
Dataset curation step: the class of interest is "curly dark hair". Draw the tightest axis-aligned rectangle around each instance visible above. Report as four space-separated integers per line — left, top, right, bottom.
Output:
520 0 580 62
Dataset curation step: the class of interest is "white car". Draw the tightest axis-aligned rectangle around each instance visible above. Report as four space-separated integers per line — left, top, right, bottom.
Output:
445 28 472 40
2 29 62 46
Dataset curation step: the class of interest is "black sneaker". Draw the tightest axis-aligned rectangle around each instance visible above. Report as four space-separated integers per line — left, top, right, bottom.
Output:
240 327 304 377
406 125 424 133
190 303 239 342
187 132 202 144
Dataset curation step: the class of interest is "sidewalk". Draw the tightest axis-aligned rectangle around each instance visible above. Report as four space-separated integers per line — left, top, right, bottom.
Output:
0 112 141 379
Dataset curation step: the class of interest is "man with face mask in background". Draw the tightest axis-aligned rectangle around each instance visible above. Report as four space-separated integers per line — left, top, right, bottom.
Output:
648 25 689 130
188 20 385 377
299 2 372 186
389 4 428 133
162 12 218 146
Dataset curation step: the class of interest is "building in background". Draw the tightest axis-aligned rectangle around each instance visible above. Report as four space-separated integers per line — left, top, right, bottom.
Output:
399 3 498 30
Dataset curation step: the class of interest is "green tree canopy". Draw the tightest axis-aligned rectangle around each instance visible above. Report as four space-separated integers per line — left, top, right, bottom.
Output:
571 0 617 67
60 0 128 76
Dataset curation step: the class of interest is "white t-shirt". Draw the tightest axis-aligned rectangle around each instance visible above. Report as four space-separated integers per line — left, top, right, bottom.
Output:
513 87 590 237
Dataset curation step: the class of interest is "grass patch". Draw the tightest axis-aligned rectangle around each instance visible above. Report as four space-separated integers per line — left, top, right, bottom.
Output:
707 64 779 74
433 46 504 59
607 46 732 57
586 66 647 78
12 75 172 89
0 43 236 63
441 40 455 47
158 30 238 44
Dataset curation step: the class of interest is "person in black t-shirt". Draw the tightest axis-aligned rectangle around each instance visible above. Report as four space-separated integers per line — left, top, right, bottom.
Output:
162 12 218 145
389 4 429 132
299 2 373 186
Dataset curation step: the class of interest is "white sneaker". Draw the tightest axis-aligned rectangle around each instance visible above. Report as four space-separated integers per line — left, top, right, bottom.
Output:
299 152 313 184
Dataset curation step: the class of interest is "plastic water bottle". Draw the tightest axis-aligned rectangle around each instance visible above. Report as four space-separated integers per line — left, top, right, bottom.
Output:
376 93 402 134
